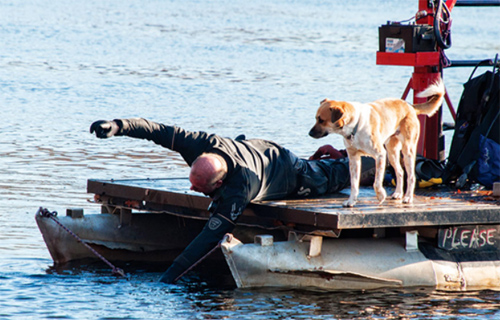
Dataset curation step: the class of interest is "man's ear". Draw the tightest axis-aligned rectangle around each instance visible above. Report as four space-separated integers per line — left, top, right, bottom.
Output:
214 179 224 189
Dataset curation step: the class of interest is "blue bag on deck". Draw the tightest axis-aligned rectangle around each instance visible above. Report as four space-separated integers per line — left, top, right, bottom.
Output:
477 134 500 189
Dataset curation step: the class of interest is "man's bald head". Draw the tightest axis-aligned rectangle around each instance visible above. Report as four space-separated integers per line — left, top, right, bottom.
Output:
189 153 227 195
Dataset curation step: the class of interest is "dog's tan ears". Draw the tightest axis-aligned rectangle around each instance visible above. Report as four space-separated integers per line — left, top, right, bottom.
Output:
320 98 328 104
330 106 344 128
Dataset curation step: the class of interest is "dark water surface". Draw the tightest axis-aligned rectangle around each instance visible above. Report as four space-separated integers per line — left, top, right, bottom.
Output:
1 0 500 319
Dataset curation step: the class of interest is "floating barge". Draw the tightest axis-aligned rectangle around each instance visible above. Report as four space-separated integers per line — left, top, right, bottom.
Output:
36 177 500 291
36 0 500 291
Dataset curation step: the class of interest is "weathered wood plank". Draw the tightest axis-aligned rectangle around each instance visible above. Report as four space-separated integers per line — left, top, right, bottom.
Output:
87 178 500 230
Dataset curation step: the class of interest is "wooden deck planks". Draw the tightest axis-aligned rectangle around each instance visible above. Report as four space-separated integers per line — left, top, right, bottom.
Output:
87 178 500 230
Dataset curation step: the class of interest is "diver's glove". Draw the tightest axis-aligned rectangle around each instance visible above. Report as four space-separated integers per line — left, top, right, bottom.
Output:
90 120 120 138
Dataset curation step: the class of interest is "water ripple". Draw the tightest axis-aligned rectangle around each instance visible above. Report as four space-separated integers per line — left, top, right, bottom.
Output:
2 0 500 319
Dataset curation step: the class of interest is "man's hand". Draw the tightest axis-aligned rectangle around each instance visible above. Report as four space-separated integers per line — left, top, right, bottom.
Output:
309 145 346 160
90 120 120 138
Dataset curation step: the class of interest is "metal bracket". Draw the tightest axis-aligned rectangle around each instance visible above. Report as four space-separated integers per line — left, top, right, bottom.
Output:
405 230 419 252
255 235 274 247
307 236 323 258
66 208 84 218
119 208 132 227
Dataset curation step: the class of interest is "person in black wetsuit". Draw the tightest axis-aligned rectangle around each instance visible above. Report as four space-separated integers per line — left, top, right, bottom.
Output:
90 118 373 283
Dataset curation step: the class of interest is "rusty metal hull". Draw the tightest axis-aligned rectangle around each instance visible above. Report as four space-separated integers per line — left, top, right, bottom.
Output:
221 234 500 291
35 210 286 265
35 212 206 264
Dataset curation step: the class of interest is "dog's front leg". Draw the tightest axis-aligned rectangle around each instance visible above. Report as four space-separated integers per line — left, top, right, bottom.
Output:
344 152 361 207
373 152 387 205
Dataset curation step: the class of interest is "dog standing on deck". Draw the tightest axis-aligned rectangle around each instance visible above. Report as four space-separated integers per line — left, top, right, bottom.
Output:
309 79 445 207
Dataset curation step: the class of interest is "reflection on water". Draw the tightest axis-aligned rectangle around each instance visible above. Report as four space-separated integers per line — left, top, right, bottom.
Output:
1 0 500 318
4 258 500 320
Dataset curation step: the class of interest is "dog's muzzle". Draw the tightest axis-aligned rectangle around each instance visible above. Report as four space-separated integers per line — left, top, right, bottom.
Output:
309 127 328 139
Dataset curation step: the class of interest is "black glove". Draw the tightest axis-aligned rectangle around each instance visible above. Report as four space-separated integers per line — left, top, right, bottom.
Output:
89 120 120 138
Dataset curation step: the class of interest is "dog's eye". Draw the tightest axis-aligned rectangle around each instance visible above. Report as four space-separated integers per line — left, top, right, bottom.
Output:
317 118 324 124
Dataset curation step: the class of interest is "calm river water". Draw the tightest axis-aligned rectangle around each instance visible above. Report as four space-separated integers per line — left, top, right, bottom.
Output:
1 0 500 319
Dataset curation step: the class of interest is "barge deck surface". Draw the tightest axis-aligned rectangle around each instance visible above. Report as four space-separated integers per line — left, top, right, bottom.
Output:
88 178 500 232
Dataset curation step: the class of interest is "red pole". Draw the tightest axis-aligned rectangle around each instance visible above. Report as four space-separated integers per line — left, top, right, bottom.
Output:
413 69 443 160
414 0 444 161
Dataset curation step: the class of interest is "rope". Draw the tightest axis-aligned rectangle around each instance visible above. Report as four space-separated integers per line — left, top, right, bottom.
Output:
37 207 126 278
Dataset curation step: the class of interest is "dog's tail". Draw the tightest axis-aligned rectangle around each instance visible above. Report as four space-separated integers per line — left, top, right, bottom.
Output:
413 78 445 117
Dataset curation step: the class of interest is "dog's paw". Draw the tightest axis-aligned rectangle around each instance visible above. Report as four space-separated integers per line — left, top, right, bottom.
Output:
402 195 413 204
391 191 403 200
343 199 356 207
375 188 387 204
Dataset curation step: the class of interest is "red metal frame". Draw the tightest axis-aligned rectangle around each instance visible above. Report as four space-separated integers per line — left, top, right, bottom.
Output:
376 0 457 161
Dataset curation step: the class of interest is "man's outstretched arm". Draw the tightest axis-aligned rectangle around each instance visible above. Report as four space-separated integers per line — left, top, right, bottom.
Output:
90 118 213 165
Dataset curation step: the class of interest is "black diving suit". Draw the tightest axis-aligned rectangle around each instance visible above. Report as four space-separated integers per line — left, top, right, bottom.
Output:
107 118 356 283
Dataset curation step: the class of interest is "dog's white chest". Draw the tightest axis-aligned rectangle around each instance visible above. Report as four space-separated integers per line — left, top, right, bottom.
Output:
341 106 376 155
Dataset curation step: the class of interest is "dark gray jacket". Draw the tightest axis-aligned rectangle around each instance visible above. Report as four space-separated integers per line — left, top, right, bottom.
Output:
116 118 298 218
114 118 353 283
115 118 311 282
